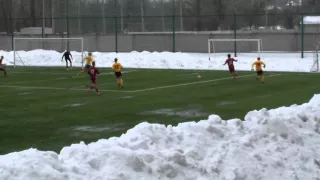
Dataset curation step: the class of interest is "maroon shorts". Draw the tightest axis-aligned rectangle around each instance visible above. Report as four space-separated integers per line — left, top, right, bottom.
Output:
229 66 235 72
91 77 96 84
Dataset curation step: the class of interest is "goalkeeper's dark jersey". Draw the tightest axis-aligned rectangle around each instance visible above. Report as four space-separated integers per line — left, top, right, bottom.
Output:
62 51 72 60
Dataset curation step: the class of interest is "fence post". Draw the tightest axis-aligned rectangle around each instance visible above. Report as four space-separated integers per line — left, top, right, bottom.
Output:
115 0 118 53
42 0 45 38
301 13 304 58
233 13 237 57
67 0 70 50
11 0 14 51
172 0 176 52
115 16 118 53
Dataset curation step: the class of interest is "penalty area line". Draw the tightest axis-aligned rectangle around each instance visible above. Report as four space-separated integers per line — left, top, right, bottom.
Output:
129 73 283 93
7 70 138 85
130 74 256 93
0 73 283 93
0 85 131 93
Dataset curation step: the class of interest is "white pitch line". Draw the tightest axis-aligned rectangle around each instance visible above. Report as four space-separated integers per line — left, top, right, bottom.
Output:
7 70 138 85
129 74 257 93
0 85 131 93
11 70 138 75
256 94 272 98
0 73 283 93
11 71 71 75
129 73 283 93
9 77 74 85
99 82 116 86
176 72 198 76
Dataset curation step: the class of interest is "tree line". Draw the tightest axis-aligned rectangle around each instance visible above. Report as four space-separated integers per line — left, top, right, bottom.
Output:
0 0 319 34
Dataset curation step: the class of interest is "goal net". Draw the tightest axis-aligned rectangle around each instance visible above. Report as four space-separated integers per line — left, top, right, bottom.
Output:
311 43 319 72
208 39 263 60
13 38 84 68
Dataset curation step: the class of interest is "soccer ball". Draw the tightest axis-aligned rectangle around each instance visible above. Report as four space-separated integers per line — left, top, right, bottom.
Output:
197 74 201 79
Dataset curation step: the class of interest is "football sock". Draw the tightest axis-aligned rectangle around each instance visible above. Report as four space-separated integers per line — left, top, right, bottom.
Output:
120 79 123 86
261 76 264 82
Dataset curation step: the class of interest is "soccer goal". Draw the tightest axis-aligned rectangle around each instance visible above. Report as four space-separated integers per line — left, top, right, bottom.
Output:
13 38 85 68
208 39 263 60
311 43 320 72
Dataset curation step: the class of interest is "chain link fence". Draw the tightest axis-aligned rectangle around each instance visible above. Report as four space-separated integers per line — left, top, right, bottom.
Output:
0 0 319 57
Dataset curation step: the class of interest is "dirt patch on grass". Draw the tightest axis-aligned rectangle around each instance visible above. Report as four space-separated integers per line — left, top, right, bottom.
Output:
216 101 237 106
141 108 209 118
18 92 33 95
63 103 86 107
72 123 128 133
121 96 134 99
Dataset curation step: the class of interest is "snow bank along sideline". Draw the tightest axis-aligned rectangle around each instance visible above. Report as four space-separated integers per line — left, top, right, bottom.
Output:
0 50 314 72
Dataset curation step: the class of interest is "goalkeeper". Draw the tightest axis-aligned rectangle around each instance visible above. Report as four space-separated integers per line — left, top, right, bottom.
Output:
62 50 73 70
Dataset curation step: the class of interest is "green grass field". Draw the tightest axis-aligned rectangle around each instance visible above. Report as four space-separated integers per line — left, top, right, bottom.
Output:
0 67 319 154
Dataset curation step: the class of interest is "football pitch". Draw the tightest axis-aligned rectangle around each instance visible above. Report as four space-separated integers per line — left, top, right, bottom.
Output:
0 67 319 154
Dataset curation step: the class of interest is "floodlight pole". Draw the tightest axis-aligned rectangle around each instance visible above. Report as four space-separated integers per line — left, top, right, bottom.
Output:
161 0 165 31
67 0 70 50
172 0 176 52
180 0 183 31
233 13 237 57
140 0 145 32
52 0 55 33
102 0 106 34
115 0 118 53
78 0 81 34
42 0 45 38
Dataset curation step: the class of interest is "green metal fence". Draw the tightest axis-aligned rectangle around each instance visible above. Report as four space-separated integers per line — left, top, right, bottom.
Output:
0 0 319 58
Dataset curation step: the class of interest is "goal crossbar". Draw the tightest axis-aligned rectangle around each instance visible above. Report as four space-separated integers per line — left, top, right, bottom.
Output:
208 39 262 59
13 38 84 68
13 38 84 40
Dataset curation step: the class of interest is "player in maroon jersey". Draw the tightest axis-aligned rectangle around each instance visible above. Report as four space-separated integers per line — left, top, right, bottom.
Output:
223 54 238 79
0 56 7 77
88 61 101 95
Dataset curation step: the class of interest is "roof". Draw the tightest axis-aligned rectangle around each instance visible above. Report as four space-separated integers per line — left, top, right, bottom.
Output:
303 16 320 25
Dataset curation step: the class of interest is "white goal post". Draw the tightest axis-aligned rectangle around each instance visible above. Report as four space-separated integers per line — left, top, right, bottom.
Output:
13 38 84 68
208 39 263 60
311 43 320 72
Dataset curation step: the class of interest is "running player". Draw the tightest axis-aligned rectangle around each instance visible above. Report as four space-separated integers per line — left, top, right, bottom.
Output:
112 58 123 88
61 50 73 70
78 52 94 76
252 57 266 83
88 61 101 95
223 54 238 79
0 56 8 77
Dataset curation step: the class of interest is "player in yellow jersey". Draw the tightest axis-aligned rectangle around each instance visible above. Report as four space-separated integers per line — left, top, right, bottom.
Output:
252 57 266 83
77 52 94 76
112 58 123 88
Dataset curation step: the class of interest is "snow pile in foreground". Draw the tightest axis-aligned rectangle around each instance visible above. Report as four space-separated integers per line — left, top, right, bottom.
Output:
0 50 313 72
1 95 320 180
